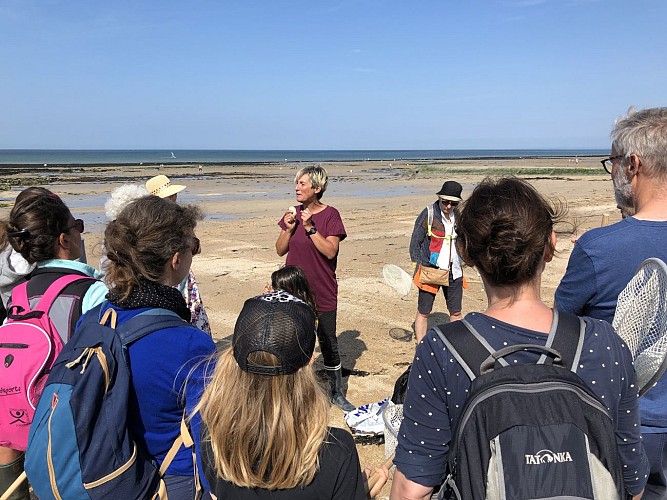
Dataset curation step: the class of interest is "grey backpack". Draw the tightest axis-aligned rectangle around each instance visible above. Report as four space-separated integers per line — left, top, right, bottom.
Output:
435 310 624 500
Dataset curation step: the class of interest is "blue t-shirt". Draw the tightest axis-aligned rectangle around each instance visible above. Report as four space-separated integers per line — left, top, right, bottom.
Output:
394 312 649 496
98 304 216 480
555 217 667 429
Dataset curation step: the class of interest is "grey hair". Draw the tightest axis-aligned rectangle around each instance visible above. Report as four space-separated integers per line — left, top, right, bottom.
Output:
294 165 328 200
611 107 667 179
105 184 149 220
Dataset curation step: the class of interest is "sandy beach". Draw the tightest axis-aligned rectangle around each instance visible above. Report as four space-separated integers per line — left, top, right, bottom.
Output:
0 157 619 497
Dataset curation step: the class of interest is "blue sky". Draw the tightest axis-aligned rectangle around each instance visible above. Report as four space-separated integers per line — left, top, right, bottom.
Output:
1 0 665 149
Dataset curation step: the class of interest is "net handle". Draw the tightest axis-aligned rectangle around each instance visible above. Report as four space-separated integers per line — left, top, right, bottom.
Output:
636 257 667 276
365 454 395 493
615 257 667 397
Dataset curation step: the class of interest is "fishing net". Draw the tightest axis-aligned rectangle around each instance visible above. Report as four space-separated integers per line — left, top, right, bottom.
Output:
382 401 404 460
613 258 667 396
383 264 412 297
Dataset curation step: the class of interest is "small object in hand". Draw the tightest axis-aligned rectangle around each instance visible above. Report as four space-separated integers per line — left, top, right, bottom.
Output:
288 206 297 216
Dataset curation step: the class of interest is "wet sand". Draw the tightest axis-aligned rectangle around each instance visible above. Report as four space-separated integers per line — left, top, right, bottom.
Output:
0 157 618 498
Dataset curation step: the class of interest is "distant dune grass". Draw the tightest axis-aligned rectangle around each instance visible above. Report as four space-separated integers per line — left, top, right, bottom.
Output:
407 164 601 177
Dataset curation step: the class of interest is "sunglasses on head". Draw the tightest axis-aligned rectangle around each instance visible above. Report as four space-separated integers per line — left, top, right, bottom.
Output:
67 219 84 234
439 199 459 207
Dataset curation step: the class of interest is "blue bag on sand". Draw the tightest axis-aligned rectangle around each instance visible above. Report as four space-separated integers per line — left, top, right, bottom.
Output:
24 302 196 500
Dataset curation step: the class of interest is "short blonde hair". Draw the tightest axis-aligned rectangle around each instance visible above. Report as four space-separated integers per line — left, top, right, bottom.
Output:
295 165 328 200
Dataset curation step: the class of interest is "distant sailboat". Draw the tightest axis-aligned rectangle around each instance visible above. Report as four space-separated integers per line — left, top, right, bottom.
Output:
170 152 176 159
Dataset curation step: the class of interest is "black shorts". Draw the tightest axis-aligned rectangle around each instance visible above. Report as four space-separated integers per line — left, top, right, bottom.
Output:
417 276 463 315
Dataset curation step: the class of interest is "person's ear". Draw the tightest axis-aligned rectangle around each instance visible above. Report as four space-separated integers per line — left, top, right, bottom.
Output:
628 153 641 174
56 233 67 254
57 232 73 253
544 231 557 263
173 251 182 269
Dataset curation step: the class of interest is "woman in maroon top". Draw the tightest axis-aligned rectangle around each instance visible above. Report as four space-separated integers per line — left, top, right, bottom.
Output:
275 165 354 412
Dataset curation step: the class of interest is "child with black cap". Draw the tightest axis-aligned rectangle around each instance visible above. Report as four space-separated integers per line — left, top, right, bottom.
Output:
197 291 388 499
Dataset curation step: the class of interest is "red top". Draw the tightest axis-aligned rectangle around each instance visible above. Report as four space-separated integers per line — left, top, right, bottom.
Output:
278 205 346 312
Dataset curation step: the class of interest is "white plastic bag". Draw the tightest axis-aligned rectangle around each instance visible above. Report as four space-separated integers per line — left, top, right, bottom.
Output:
344 398 389 436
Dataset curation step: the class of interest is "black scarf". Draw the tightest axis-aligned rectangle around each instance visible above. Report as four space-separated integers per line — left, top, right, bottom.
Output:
107 279 191 322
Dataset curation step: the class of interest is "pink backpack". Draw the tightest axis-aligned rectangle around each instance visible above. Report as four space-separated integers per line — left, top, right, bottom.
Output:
0 274 95 451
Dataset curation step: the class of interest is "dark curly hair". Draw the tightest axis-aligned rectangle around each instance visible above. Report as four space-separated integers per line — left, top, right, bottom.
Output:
456 177 565 287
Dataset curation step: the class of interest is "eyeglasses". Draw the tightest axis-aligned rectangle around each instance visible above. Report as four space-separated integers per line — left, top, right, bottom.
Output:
191 236 201 256
601 155 624 175
67 219 84 234
439 199 459 207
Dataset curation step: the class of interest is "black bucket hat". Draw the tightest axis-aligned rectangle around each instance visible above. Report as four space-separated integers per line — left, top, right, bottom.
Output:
436 180 463 202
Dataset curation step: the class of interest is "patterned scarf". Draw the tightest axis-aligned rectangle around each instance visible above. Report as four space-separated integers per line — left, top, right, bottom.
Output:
107 279 191 322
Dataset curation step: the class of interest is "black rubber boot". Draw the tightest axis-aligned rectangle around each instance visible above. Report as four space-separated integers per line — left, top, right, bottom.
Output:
326 367 356 412
0 454 30 500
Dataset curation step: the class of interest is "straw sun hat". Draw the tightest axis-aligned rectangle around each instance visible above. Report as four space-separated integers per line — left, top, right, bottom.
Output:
146 175 186 198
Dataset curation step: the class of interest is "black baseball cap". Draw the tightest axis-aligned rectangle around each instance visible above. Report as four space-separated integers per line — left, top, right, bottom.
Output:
233 291 316 376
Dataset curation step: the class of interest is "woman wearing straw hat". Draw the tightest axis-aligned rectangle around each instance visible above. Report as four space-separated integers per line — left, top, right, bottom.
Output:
145 175 211 335
146 174 186 202
410 180 464 342
197 291 388 499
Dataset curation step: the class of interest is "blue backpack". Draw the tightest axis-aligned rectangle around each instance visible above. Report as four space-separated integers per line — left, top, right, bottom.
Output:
24 303 199 500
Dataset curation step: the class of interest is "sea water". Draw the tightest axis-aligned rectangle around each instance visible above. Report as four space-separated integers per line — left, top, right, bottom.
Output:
0 149 607 166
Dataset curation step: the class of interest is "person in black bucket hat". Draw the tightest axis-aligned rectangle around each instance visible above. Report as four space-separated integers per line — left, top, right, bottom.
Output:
196 291 389 499
409 180 464 341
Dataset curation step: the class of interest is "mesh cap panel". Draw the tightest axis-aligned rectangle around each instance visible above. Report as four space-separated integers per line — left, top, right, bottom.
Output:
233 291 316 375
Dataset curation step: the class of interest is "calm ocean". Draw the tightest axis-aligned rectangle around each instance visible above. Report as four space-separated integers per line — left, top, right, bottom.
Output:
0 149 607 165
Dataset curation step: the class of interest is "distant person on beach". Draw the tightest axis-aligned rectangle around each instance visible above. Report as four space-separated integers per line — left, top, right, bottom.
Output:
410 180 464 342
556 106 667 499
197 291 388 499
275 165 355 412
144 176 211 334
392 177 648 500
0 188 107 500
100 195 215 499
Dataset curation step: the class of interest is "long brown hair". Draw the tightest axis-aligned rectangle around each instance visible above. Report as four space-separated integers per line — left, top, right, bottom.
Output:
197 349 329 490
103 195 202 300
270 265 318 315
0 187 70 263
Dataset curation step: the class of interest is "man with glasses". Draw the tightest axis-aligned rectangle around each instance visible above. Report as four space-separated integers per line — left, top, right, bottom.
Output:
410 180 464 342
556 107 667 499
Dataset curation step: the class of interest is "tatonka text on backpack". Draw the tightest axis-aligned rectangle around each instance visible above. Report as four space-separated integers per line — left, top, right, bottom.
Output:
24 303 200 500
435 310 624 500
0 274 95 451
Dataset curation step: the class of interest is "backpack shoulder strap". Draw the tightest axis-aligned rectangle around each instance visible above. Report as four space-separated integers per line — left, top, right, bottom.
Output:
115 308 188 347
433 319 509 380
9 281 31 311
153 413 202 500
543 309 586 373
426 204 434 236
10 274 96 313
